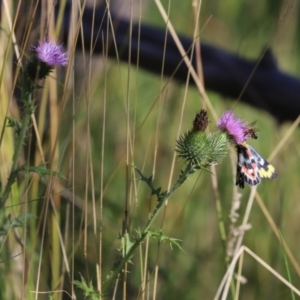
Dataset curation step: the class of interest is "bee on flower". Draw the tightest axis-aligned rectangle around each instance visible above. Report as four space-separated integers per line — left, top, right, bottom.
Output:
217 110 277 188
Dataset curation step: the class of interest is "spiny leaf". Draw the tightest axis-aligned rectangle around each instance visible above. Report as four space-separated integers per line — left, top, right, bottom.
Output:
6 117 22 135
21 164 66 179
147 229 184 252
118 233 135 258
74 274 101 300
131 164 162 197
0 212 36 236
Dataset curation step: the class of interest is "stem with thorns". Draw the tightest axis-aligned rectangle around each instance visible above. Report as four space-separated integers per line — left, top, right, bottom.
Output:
102 163 198 293
0 70 34 209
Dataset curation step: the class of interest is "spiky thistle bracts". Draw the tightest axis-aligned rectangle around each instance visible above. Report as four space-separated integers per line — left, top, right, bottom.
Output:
176 110 229 169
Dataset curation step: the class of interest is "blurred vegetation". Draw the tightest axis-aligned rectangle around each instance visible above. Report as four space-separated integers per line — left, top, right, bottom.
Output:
0 0 299 299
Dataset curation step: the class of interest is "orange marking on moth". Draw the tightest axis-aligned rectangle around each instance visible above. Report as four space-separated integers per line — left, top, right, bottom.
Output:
241 165 257 179
245 149 253 157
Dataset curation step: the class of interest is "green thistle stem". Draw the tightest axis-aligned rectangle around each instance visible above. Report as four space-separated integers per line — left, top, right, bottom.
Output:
102 163 197 293
141 164 197 233
0 70 34 209
103 111 229 294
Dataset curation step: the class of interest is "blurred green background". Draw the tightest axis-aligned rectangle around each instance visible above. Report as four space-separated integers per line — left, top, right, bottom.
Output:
1 0 300 299
61 0 300 299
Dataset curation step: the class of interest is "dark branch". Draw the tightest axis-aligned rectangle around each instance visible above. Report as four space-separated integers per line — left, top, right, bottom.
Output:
59 3 300 123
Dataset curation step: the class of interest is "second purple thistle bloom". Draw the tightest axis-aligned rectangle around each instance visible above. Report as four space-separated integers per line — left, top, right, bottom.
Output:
34 38 68 67
217 110 249 145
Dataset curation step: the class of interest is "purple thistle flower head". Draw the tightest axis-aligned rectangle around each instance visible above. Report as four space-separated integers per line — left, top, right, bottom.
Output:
34 38 68 67
217 110 249 144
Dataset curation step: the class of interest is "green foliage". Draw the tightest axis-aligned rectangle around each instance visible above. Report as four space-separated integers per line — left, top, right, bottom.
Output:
24 55 54 81
74 274 101 300
279 230 296 300
0 2 299 300
0 212 36 236
6 117 22 135
103 160 210 293
118 232 135 258
146 229 183 251
21 164 66 179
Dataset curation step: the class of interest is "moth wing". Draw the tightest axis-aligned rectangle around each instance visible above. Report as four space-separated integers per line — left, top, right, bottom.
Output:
247 145 277 179
236 144 261 188
236 164 245 188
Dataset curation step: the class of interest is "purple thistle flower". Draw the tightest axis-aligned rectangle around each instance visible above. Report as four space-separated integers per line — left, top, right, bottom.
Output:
217 111 249 144
34 38 68 67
